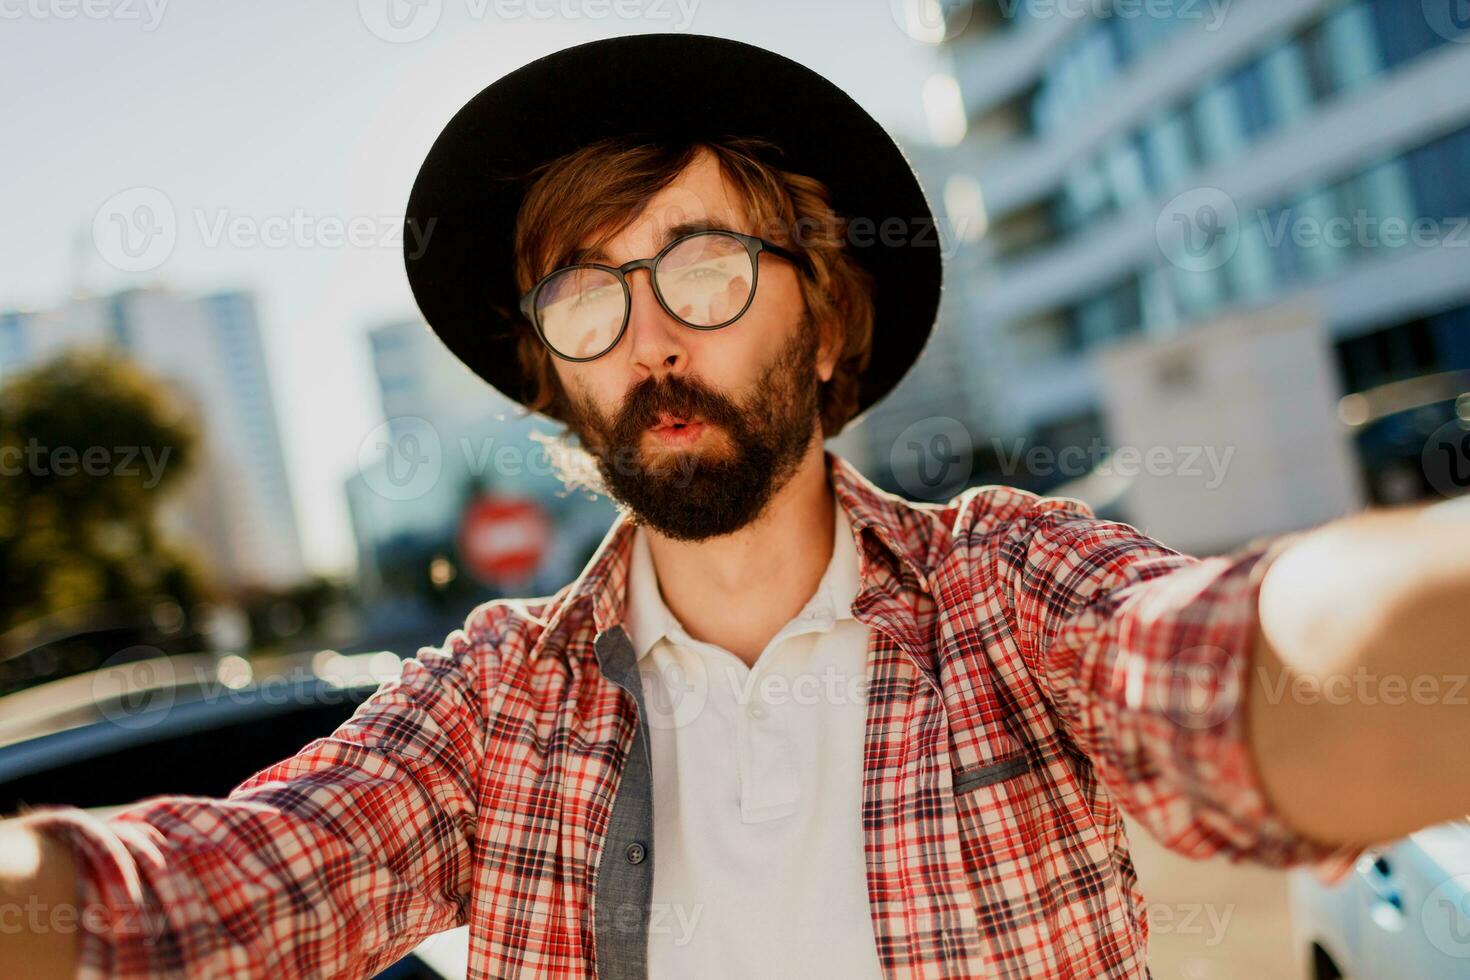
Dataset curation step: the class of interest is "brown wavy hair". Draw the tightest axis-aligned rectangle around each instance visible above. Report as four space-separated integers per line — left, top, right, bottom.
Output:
510 135 876 438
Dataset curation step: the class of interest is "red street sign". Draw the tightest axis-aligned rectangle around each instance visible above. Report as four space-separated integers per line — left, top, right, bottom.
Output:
456 496 551 585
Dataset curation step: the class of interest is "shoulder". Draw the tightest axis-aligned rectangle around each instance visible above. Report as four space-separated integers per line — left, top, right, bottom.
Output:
902 484 1102 562
948 484 1098 537
433 580 588 670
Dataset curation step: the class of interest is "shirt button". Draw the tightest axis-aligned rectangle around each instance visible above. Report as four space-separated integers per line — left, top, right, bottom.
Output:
626 841 647 865
749 703 768 720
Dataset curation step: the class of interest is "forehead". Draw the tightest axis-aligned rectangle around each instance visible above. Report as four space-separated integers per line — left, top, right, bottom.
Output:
574 148 757 263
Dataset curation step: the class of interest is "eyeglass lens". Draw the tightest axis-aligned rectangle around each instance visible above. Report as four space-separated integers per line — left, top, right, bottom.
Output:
533 232 756 359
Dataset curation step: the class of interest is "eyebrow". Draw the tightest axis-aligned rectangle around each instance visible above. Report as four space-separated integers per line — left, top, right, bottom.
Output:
563 218 740 267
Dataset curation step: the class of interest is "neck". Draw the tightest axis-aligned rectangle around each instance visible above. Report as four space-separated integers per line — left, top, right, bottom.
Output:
641 432 835 667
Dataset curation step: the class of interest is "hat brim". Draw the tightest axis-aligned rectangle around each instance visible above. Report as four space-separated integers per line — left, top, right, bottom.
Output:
403 32 943 424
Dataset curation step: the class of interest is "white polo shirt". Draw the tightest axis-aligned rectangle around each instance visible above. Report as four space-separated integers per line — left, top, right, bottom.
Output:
624 495 885 980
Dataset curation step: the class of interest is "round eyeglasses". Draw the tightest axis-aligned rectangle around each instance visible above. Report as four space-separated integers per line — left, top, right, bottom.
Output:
518 229 806 362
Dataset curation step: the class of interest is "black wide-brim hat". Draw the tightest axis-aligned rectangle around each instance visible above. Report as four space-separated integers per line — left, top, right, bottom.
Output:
403 32 943 423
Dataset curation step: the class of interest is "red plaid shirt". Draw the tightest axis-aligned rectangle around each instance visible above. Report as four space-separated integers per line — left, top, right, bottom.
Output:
24 451 1356 978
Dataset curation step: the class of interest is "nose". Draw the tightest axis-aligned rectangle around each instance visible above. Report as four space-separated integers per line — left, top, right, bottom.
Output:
623 266 688 382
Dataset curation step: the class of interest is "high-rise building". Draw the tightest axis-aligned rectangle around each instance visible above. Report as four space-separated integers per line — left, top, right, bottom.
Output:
926 0 1470 508
0 287 307 591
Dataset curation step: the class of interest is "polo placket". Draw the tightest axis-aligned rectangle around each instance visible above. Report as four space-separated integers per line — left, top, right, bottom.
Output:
591 626 657 980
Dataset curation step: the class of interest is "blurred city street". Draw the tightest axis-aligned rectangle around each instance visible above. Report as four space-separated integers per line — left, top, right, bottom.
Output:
4 1 1470 976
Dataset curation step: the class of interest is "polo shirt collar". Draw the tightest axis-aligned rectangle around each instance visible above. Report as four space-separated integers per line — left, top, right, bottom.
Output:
622 488 861 662
530 451 930 664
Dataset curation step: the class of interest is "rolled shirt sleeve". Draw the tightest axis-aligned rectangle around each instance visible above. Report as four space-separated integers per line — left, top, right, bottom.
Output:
15 607 502 979
991 496 1363 874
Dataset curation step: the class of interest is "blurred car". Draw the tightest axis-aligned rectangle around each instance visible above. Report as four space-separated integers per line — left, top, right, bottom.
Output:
1290 822 1470 978
0 649 467 979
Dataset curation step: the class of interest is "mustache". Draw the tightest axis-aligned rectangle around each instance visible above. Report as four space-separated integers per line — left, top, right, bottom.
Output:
612 376 743 439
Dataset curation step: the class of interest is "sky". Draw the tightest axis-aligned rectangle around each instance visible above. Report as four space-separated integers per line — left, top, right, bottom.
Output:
0 0 943 576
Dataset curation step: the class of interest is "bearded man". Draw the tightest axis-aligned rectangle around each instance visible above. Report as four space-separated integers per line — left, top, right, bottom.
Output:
5 33 1470 980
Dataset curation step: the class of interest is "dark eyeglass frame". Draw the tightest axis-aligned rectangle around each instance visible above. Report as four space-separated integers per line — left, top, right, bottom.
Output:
518 229 808 363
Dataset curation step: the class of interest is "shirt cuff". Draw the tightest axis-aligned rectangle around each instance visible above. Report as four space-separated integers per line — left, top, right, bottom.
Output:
1170 531 1367 879
14 804 171 978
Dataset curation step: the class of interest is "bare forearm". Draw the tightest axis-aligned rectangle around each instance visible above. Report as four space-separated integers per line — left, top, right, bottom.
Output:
0 818 81 979
1249 504 1470 845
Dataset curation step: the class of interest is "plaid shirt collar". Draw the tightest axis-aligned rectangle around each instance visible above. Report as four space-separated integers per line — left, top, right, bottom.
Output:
527 450 934 668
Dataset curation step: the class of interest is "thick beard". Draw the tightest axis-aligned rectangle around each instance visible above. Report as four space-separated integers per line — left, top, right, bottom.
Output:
565 316 821 542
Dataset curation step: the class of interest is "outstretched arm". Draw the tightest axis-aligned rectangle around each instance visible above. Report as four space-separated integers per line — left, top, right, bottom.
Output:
1250 501 1470 845
0 602 506 979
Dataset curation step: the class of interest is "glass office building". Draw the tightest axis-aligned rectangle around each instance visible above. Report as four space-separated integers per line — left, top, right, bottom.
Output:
932 0 1470 505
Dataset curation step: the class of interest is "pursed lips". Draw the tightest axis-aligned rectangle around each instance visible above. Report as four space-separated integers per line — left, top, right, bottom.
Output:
646 413 708 443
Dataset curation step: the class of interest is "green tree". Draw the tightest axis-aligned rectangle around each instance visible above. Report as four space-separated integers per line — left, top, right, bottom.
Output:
0 349 212 659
